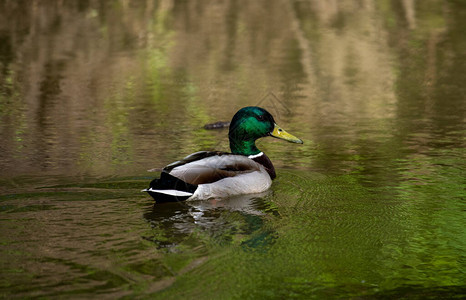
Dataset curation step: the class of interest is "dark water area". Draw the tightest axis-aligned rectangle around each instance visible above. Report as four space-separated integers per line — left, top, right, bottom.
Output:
1 1 465 298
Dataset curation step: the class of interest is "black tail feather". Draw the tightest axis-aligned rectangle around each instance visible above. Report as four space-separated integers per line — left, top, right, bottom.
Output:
145 172 198 203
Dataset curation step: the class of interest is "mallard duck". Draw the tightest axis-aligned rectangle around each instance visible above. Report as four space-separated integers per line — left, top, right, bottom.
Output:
143 106 303 202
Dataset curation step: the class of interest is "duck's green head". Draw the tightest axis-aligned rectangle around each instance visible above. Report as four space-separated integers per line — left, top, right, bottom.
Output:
228 106 303 156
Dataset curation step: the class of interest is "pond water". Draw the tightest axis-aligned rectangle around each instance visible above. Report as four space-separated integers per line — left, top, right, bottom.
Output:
1 1 465 298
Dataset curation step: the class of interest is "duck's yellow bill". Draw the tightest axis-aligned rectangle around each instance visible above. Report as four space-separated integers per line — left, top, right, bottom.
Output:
271 123 303 144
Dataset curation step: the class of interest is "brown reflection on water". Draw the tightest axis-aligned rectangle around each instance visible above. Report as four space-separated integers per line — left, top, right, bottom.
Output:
0 0 464 178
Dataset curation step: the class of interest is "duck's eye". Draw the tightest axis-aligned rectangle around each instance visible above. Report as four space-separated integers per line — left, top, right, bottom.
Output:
256 115 265 121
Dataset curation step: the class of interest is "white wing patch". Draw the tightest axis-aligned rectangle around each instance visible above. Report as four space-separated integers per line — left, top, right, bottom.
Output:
144 188 193 197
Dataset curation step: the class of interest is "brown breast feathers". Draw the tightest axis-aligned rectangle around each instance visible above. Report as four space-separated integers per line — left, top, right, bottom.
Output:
252 153 276 180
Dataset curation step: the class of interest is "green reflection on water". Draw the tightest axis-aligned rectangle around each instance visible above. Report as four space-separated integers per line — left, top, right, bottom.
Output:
0 165 464 298
150 170 464 299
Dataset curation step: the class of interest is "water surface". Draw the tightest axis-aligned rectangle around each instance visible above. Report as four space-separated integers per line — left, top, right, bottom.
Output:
1 1 465 298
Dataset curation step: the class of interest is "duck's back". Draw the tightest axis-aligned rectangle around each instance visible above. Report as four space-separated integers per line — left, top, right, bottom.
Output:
167 151 263 185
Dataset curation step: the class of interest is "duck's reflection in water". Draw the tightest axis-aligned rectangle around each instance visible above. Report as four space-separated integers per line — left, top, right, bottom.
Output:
143 191 277 250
